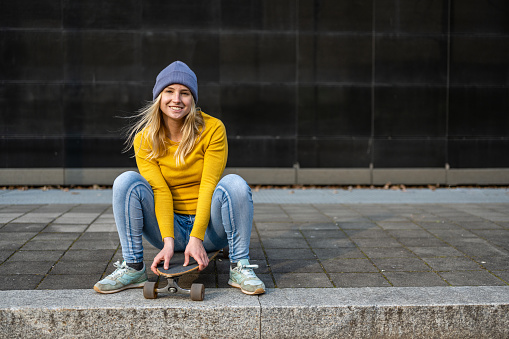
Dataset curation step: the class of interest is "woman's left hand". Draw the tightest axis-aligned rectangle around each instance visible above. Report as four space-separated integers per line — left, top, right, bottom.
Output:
184 236 209 271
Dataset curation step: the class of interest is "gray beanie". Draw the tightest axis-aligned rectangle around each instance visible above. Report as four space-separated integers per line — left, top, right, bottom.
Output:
152 61 198 103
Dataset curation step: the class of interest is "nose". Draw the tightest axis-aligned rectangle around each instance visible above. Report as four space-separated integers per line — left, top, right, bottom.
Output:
170 91 181 103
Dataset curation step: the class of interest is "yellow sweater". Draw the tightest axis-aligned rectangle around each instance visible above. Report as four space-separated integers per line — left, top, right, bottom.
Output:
133 113 228 241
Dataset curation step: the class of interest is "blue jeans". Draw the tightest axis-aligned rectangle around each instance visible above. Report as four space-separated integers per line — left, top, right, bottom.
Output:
112 171 253 264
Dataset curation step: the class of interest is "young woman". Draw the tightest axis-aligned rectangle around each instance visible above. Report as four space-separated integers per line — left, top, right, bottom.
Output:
94 61 265 295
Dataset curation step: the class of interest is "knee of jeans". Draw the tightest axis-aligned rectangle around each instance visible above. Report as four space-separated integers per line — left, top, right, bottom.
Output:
113 171 144 194
220 174 251 198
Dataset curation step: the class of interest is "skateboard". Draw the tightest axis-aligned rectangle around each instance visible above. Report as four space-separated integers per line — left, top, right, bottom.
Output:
143 248 228 301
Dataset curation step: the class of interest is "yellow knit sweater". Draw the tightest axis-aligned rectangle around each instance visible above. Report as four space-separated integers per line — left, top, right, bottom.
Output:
133 112 228 241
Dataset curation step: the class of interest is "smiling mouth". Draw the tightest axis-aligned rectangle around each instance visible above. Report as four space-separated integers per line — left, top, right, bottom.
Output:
170 106 183 111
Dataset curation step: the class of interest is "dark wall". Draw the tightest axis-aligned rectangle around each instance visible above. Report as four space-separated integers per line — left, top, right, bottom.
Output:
1 0 508 170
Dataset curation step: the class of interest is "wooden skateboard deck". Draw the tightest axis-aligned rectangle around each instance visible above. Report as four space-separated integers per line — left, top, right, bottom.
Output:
156 250 221 277
144 248 227 301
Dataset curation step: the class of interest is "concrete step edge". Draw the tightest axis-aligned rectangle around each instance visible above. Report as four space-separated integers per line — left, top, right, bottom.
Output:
1 286 509 338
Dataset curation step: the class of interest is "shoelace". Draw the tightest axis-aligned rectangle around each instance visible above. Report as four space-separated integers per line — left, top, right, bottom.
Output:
236 264 259 279
109 261 129 279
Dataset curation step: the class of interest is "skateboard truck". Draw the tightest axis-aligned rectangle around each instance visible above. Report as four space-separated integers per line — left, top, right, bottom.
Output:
143 278 204 301
143 248 227 301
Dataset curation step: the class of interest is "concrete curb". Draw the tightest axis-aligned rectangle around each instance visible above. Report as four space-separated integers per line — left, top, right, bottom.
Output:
1 287 508 338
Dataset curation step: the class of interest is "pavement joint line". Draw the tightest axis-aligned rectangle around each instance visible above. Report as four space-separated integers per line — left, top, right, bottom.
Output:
254 221 277 288
298 228 336 288
34 206 108 289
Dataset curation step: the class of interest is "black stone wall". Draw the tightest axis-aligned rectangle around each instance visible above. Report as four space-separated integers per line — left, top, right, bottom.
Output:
1 0 508 171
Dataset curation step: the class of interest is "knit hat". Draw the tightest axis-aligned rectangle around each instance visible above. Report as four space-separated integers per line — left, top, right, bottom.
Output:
152 61 198 103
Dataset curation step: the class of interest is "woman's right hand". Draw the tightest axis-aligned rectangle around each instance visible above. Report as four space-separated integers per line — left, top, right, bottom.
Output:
151 237 175 275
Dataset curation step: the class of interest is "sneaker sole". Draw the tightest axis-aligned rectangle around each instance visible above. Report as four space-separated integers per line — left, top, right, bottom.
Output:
228 280 265 295
93 281 146 294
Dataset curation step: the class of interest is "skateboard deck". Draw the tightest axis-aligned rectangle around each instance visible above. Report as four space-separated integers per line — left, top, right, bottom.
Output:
156 250 220 277
144 248 226 301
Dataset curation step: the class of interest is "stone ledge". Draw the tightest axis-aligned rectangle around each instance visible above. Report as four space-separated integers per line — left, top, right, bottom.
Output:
1 287 508 338
2 167 509 186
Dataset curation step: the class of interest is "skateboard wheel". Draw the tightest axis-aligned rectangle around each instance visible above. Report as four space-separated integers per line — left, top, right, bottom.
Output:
143 281 158 299
190 283 205 301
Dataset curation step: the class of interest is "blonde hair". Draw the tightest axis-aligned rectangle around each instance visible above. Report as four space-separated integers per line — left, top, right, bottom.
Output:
125 92 204 166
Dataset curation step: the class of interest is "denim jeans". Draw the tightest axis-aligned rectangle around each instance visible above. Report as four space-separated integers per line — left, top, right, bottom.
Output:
112 171 253 264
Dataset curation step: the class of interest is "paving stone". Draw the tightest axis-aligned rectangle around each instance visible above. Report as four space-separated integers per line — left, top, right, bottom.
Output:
247 247 266 260
50 261 112 275
273 273 333 288
397 237 448 247
351 238 402 247
0 250 15 262
0 240 27 251
0 205 41 213
343 229 392 239
313 248 367 260
60 249 117 262
332 214 373 222
261 238 309 249
32 233 81 241
86 223 118 232
307 238 356 248
264 248 315 260
455 244 509 258
70 239 120 250
37 274 102 290
20 239 74 251
301 229 346 239
254 214 292 223
415 221 463 230
32 205 74 213
384 272 449 287
407 246 465 258
14 213 61 223
387 229 434 239
0 232 37 241
459 221 504 230
297 222 338 230
439 271 508 286
258 229 303 239
498 222 509 229
255 222 296 231
494 271 509 284
268 259 323 273
8 250 64 262
335 221 376 228
321 258 379 273
0 223 47 232
92 214 115 223
79 232 119 241
476 256 509 271
53 213 100 224
429 229 477 239
0 261 55 275
330 273 392 288
0 213 24 223
42 225 88 233
68 205 109 213
371 257 431 272
377 222 422 230
0 275 43 290
423 257 484 271
361 247 417 259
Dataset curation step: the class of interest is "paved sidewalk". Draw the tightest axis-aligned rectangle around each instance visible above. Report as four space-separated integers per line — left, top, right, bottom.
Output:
1 188 508 291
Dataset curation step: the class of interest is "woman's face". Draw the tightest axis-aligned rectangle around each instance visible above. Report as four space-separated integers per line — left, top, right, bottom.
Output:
159 84 193 124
